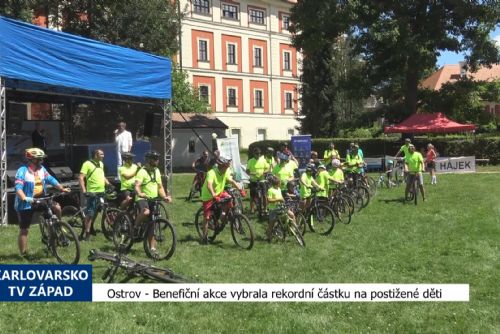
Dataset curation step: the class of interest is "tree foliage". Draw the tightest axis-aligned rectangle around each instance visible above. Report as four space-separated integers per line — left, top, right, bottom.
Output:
291 0 500 128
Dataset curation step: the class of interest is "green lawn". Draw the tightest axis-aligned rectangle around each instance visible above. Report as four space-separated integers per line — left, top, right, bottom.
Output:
0 172 498 333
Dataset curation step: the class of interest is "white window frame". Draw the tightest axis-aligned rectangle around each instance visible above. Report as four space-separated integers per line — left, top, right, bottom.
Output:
227 87 238 107
285 91 293 110
222 3 239 20
249 8 265 25
198 39 209 62
227 43 237 65
282 14 290 30
199 84 210 102
193 0 211 15
283 51 291 71
254 89 263 108
253 47 263 67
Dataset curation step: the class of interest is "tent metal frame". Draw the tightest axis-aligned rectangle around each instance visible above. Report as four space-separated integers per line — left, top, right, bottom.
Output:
1 77 7 225
0 77 173 226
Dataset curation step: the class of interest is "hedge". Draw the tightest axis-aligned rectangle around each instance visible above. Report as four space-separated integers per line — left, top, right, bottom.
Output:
248 137 500 164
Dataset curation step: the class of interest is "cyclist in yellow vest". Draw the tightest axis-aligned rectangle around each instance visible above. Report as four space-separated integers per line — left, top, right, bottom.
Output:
299 163 322 211
246 147 270 213
200 157 245 244
323 142 340 165
272 153 294 195
404 144 426 201
315 164 335 198
328 159 345 195
118 152 139 210
394 138 412 172
79 148 112 240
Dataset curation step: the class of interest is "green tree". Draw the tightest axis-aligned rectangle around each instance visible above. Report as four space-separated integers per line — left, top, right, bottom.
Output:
291 0 500 119
171 65 209 113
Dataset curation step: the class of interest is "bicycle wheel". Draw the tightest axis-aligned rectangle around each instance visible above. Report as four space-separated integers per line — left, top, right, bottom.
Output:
367 176 377 197
309 204 335 235
270 219 286 243
60 205 84 235
101 207 122 241
194 207 205 240
230 213 254 250
187 182 198 201
295 212 307 235
145 267 194 283
157 202 170 220
288 221 305 247
144 218 177 260
356 185 371 208
112 212 134 251
332 196 352 225
50 220 80 264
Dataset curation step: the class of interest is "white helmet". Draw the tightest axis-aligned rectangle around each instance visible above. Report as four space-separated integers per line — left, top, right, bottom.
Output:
332 159 341 168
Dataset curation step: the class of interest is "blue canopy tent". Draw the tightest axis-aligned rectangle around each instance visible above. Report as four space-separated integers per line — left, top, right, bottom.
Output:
0 16 173 225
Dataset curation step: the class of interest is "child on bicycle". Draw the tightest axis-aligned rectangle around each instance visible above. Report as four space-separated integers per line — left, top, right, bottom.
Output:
299 163 323 211
267 176 295 241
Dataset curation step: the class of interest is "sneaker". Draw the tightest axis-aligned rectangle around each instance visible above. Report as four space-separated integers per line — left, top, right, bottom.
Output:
149 248 160 260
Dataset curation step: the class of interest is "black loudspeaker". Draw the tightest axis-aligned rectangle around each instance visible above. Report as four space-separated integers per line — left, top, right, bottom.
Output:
6 170 17 187
144 113 162 137
50 166 73 182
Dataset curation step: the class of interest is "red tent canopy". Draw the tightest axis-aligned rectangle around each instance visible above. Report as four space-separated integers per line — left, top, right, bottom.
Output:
384 112 476 134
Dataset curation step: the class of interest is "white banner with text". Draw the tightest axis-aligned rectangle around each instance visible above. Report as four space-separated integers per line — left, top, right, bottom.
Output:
93 284 469 302
435 156 475 174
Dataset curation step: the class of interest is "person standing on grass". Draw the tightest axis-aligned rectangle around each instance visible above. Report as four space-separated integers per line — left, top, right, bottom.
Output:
246 147 270 214
79 149 112 241
114 121 133 168
426 143 438 185
118 152 139 210
323 142 340 165
15 148 70 256
394 138 412 173
405 144 426 202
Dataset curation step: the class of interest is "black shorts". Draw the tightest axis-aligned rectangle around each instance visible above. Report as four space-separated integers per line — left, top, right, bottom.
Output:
137 199 154 212
426 161 435 170
249 182 258 198
17 210 36 230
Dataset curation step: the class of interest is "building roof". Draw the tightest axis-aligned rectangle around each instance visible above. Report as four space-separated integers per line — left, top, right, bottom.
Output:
421 64 500 91
172 113 228 129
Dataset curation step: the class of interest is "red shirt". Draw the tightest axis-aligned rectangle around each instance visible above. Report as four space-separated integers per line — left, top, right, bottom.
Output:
426 149 437 162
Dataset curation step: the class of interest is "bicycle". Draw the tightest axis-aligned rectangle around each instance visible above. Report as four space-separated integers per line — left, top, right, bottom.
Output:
328 184 354 225
393 158 406 187
88 249 194 283
186 171 206 201
112 198 177 260
406 172 420 205
345 173 371 211
296 187 335 236
35 194 81 264
268 203 305 247
194 193 255 250
252 172 273 219
60 190 121 240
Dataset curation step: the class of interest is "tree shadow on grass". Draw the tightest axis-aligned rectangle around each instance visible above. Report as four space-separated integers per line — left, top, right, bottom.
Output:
379 198 406 205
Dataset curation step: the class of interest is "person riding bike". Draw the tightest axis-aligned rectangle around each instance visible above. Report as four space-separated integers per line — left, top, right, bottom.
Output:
15 148 70 255
190 150 210 195
315 164 336 198
200 157 245 244
265 147 277 171
118 152 139 210
135 151 172 255
272 152 294 196
299 163 323 211
79 148 112 241
266 176 295 241
328 159 345 192
404 144 426 202
246 147 270 214
394 138 412 174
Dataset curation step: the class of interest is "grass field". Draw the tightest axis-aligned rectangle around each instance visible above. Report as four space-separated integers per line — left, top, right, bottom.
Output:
0 171 498 333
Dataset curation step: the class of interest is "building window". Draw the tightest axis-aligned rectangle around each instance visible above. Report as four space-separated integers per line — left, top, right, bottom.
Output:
257 128 266 141
249 8 265 25
227 44 236 64
283 51 291 71
189 137 196 153
199 85 209 102
254 90 263 108
282 15 290 30
198 40 208 61
254 47 262 67
193 0 210 14
287 128 294 138
222 3 238 20
228 88 237 106
285 92 293 109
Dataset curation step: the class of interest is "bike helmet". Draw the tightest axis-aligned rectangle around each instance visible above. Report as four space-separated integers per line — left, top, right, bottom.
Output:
121 152 135 160
332 159 341 168
216 156 231 166
267 147 275 154
306 163 315 171
387 159 393 165
318 164 326 170
145 151 161 160
25 147 47 160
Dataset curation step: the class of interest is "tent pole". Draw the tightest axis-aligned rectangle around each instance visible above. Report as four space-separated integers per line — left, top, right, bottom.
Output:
162 100 173 194
0 77 8 226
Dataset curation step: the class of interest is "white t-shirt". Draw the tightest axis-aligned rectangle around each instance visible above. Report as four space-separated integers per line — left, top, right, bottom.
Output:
115 130 133 153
